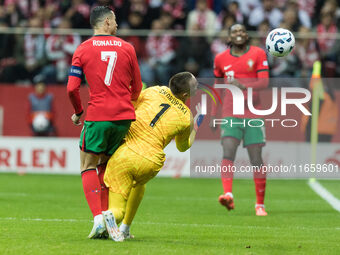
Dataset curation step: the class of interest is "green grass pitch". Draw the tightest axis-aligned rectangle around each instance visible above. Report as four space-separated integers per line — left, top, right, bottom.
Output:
0 173 339 255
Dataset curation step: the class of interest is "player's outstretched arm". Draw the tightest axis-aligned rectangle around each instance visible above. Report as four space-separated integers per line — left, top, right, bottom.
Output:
175 126 191 152
175 103 204 152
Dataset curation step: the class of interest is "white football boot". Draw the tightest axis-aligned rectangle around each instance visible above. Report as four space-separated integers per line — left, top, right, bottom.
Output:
102 210 124 242
119 223 134 239
121 230 134 239
88 214 106 239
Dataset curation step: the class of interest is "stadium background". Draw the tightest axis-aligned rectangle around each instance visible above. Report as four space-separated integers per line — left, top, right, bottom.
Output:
0 0 340 175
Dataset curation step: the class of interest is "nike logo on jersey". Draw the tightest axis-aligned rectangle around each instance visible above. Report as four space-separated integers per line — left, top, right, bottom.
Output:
224 65 232 70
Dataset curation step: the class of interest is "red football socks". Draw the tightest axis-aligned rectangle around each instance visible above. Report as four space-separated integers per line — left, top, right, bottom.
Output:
254 168 266 205
97 162 108 211
81 168 102 217
221 159 234 194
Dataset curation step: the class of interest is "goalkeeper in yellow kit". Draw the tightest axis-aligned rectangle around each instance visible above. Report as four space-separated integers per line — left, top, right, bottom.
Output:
102 72 203 241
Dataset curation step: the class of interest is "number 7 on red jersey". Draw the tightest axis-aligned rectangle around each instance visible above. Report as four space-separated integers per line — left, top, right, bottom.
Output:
101 51 117 86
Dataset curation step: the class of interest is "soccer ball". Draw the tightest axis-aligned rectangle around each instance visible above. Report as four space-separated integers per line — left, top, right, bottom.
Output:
265 28 295 57
32 113 49 132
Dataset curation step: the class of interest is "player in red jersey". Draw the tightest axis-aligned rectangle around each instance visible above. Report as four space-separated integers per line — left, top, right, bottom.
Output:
67 6 142 238
211 24 269 216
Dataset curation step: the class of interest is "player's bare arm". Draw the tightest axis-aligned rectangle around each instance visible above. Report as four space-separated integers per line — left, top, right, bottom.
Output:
71 112 82 126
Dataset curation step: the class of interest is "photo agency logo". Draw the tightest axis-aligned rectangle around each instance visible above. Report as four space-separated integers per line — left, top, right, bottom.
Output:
198 82 312 128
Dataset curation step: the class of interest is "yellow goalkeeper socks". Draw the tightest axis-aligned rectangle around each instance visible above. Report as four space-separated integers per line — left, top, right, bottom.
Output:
108 191 127 225
119 223 130 233
123 184 146 225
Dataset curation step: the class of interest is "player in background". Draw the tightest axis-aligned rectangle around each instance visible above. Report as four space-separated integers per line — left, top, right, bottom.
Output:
211 24 269 216
67 6 142 238
102 72 203 241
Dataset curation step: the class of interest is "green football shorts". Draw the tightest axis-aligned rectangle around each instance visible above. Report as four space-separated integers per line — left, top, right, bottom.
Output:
220 117 266 147
79 120 131 156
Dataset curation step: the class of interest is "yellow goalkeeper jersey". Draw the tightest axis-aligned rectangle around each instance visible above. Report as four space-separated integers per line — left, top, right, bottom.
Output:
125 86 192 164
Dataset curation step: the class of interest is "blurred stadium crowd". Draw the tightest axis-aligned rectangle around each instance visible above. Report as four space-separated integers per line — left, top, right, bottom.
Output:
0 0 340 85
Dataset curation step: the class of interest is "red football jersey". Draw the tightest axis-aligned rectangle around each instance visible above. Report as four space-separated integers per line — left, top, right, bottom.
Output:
67 35 142 121
213 45 269 118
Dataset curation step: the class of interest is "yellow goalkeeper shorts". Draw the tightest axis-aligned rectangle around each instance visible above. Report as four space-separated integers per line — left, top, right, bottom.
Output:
104 145 164 200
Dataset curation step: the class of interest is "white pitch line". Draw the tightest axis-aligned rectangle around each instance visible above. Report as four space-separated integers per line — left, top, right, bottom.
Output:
308 179 340 212
0 217 90 222
0 193 323 204
0 192 29 197
0 217 339 231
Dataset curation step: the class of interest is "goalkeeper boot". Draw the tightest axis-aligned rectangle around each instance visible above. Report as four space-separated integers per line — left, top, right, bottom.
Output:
102 210 124 242
255 204 268 216
88 214 106 239
119 223 134 239
121 230 134 239
218 192 234 211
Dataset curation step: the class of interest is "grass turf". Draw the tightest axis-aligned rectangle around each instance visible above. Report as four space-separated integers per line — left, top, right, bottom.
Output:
0 173 339 255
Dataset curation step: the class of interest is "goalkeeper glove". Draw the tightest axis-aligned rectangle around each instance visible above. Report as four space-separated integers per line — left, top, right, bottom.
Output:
193 103 204 131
